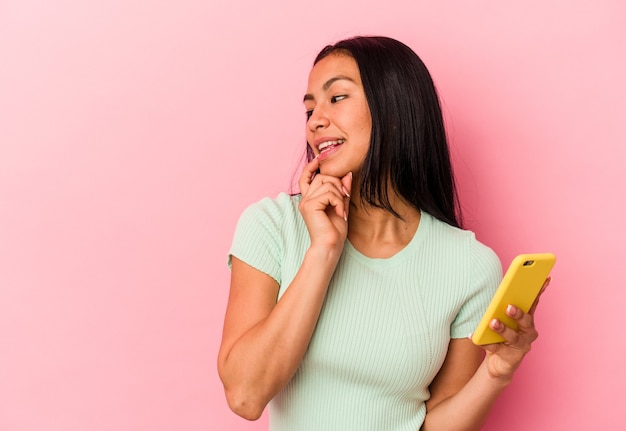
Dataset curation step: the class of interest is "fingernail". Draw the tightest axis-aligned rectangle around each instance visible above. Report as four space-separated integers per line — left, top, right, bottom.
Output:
342 186 350 197
349 171 353 179
507 305 516 315
490 319 501 330
343 211 348 222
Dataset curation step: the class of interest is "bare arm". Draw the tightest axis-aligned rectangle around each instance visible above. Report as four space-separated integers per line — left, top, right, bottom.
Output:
217 159 352 420
423 339 507 431
423 279 551 430
218 251 340 420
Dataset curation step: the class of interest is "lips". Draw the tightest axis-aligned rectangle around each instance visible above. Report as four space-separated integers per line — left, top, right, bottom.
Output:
318 139 345 154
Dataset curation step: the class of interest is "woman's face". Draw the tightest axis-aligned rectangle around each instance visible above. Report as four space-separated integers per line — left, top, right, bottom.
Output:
304 53 372 177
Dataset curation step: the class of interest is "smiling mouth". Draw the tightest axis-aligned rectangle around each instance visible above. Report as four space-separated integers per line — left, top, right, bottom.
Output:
318 139 345 154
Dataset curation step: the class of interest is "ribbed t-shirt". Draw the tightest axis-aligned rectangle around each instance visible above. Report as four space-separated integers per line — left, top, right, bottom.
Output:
228 193 502 431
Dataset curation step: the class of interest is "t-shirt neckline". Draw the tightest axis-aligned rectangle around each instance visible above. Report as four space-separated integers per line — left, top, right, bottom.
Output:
343 211 431 268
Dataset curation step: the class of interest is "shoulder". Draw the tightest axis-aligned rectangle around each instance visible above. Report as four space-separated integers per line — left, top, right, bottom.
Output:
236 192 302 228
241 192 301 217
229 193 305 282
423 213 487 250
232 192 310 251
423 212 501 277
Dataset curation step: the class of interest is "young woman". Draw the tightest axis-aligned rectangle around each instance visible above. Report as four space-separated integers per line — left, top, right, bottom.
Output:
218 36 549 431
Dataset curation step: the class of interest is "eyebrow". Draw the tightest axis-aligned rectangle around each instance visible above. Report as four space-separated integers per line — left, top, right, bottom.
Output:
303 75 356 102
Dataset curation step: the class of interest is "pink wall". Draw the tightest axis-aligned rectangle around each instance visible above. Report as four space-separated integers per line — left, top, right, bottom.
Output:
1 1 624 430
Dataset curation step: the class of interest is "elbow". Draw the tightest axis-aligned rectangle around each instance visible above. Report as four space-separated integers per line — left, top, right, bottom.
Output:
217 354 269 420
223 386 266 421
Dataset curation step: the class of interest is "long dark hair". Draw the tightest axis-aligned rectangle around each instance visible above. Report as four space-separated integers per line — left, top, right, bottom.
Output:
309 36 462 228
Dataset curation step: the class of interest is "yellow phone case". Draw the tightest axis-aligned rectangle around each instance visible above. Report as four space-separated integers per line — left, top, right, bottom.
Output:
471 253 556 345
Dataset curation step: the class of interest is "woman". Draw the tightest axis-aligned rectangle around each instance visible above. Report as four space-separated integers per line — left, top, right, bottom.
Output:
218 36 548 430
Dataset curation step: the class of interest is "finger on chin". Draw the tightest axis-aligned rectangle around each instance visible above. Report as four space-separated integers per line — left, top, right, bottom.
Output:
341 171 353 197
299 158 320 192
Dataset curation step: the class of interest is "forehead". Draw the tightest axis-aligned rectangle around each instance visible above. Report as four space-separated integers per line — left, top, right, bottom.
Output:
307 53 362 90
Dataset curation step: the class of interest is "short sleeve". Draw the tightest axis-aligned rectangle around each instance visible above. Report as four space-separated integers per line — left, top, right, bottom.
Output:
450 239 502 338
227 196 286 285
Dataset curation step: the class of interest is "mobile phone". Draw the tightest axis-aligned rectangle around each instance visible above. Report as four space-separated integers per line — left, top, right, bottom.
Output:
471 253 556 345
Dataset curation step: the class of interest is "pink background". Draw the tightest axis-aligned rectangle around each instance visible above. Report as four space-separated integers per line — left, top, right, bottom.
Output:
1 1 624 430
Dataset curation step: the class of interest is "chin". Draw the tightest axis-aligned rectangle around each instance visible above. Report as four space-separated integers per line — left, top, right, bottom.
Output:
319 160 362 178
319 165 348 178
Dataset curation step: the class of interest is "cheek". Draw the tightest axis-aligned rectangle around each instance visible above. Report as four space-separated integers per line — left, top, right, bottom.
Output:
359 107 372 137
359 117 372 140
305 129 314 145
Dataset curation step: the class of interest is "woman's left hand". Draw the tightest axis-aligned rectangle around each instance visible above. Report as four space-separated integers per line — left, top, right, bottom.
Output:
481 277 551 381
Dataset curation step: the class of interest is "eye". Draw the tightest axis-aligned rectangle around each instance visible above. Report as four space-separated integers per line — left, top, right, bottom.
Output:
305 109 313 120
331 95 347 103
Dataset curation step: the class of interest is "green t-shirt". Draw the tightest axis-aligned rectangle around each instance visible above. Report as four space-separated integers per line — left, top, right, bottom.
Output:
229 193 501 430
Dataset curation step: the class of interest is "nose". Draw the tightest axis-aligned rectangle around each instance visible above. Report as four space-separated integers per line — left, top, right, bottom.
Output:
308 105 330 131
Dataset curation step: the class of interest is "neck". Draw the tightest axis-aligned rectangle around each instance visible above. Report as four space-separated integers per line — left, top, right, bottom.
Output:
347 189 421 258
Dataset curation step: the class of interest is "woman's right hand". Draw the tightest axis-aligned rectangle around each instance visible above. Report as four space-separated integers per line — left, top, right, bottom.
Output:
298 157 352 253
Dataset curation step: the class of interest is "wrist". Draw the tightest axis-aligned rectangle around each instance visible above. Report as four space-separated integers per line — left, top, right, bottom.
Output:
306 243 344 263
481 359 515 389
